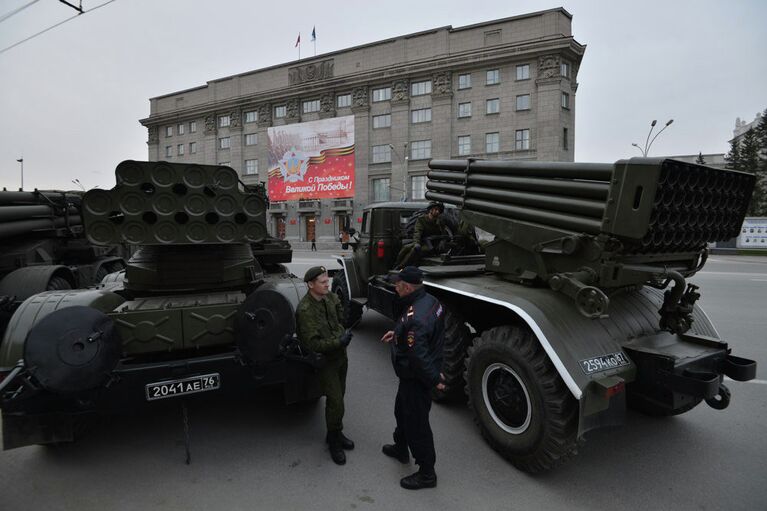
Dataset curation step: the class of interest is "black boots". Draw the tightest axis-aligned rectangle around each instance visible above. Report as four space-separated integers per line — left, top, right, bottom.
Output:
400 470 437 490
326 431 354 465
381 443 410 464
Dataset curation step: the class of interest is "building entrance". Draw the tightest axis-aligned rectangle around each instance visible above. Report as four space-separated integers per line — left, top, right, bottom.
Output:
274 216 286 239
304 215 316 242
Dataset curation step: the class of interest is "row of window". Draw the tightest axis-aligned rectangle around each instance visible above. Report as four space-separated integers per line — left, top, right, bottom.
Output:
370 175 428 202
164 62 574 136
369 130 531 164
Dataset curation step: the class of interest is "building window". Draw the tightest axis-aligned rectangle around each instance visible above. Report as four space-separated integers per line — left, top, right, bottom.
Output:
177 123 185 135
410 140 432 160
486 69 500 85
337 93 351 108
303 99 320 113
411 80 432 96
458 135 471 156
371 178 390 202
165 126 173 137
515 129 530 150
561 92 570 109
561 61 570 78
458 73 472 89
485 133 499 153
190 121 197 133
244 159 258 175
245 133 257 146
516 94 531 111
219 137 231 149
177 144 184 156
458 102 472 118
165 145 172 157
190 141 197 154
219 115 230 128
563 127 569 150
411 175 426 200
372 87 392 102
486 98 500 115
372 114 391 129
275 105 287 118
245 110 258 123
516 64 530 80
372 144 392 164
411 108 432 124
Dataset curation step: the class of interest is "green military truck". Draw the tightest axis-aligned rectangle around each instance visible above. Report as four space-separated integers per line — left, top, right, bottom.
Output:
333 157 757 473
0 161 319 449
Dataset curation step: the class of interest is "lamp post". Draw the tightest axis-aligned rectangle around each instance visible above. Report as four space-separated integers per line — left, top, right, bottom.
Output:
631 119 674 157
16 158 23 190
389 143 409 201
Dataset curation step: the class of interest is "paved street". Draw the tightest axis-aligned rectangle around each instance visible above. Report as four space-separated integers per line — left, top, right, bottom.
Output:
0 253 765 510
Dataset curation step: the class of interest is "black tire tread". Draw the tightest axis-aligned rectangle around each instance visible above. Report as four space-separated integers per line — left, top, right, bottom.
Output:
46 276 72 291
332 271 363 328
432 305 472 402
464 325 580 473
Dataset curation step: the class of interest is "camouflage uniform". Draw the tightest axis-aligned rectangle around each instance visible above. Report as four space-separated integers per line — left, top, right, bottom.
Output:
394 215 446 269
295 291 347 433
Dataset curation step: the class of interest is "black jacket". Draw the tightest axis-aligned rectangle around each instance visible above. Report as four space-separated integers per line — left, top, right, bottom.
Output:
390 287 445 388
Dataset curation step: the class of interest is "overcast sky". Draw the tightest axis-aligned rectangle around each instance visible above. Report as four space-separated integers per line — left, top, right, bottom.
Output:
0 0 765 190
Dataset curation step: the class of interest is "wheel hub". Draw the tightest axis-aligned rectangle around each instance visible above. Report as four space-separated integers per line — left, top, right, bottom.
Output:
482 362 532 434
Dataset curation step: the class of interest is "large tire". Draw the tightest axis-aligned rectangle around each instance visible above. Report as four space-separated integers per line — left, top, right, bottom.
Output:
46 276 72 291
464 325 580 473
432 305 472 403
332 271 363 328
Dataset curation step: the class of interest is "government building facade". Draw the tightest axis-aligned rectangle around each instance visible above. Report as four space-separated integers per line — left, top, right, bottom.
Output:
140 7 585 242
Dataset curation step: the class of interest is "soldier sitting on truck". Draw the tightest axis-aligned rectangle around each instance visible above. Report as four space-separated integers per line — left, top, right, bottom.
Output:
394 202 447 269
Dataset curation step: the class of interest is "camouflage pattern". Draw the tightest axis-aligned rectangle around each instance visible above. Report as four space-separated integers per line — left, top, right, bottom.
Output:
394 215 446 268
295 291 347 431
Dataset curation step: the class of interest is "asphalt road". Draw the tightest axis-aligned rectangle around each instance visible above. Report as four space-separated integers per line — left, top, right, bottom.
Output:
0 253 765 510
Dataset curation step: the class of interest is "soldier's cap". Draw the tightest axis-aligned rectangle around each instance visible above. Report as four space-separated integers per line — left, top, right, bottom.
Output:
389 266 423 284
427 201 444 213
303 266 327 282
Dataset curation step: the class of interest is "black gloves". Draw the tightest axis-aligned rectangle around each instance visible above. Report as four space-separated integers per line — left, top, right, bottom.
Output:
339 331 353 347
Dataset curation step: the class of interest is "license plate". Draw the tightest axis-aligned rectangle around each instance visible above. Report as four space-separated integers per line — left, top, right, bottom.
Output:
145 373 220 401
579 352 630 375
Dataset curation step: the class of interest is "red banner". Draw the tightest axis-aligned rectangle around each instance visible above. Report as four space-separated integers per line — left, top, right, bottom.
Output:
267 146 355 201
267 116 355 202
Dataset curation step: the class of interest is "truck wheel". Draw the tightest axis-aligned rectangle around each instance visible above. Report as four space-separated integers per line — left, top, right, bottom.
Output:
46 276 72 291
432 306 472 403
332 271 363 328
464 325 579 473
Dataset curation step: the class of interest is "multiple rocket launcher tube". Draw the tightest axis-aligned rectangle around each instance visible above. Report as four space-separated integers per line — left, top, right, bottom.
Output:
425 158 755 254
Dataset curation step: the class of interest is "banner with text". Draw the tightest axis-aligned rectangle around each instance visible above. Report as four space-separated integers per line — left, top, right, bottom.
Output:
267 116 355 201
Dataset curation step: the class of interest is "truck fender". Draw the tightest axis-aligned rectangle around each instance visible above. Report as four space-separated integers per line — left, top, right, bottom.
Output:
426 281 583 400
333 255 363 300
0 265 76 301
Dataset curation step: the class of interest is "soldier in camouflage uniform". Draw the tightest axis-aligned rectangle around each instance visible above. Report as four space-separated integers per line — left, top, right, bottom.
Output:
394 202 447 269
295 266 354 465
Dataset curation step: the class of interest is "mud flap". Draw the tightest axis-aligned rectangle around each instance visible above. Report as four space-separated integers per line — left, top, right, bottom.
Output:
2 412 74 450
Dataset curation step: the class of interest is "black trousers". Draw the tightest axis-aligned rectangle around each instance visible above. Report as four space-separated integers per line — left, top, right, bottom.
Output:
393 378 435 474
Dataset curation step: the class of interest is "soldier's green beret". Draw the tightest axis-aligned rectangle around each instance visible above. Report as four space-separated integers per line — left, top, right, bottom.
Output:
304 266 327 282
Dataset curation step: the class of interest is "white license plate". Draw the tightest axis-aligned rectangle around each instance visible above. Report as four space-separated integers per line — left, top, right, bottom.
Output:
145 373 221 401
579 352 630 375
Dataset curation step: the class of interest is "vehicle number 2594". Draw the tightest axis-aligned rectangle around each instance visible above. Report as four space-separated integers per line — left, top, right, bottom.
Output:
579 352 630 375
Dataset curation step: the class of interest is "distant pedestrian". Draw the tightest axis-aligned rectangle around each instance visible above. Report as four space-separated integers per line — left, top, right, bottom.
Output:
380 266 445 489
311 236 317 251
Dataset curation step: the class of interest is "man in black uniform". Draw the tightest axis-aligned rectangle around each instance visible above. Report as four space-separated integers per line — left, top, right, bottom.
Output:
380 266 445 489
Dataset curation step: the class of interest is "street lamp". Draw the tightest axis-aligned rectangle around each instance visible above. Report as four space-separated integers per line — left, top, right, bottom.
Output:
631 119 674 157
16 158 23 190
389 143 409 201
